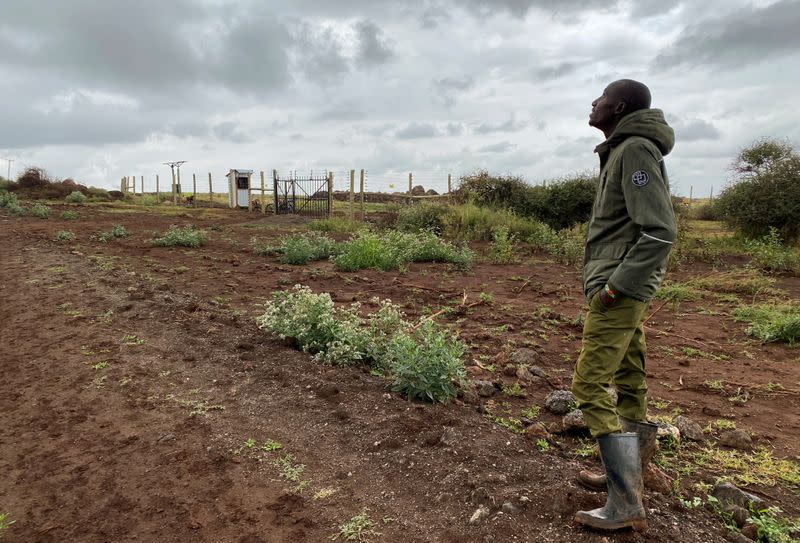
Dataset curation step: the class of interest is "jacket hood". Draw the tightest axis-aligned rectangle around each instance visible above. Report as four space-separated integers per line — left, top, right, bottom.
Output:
595 108 675 156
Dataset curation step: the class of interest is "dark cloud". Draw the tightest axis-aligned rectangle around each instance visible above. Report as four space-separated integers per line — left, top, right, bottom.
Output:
672 119 721 142
628 0 682 19
478 141 516 153
459 0 619 19
532 62 578 81
653 0 800 69
396 123 439 139
473 117 528 134
212 122 253 144
291 22 350 81
355 20 394 67
434 75 475 106
446 123 465 136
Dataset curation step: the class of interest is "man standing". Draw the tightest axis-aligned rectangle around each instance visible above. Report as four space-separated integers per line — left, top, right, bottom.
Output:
572 79 677 531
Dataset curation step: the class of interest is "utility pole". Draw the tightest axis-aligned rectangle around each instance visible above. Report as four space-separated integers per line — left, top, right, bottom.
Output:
163 161 186 204
2 158 13 181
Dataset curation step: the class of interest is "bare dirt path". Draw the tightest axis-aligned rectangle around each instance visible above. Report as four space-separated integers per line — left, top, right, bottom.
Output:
2 204 795 542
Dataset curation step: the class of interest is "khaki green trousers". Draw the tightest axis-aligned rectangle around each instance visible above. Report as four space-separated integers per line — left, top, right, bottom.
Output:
571 292 650 437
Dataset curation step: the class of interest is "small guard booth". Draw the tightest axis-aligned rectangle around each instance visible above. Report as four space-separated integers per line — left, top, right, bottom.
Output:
227 169 253 209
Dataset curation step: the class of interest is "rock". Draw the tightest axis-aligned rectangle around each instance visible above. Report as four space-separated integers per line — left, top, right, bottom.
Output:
720 429 753 450
440 427 461 448
524 422 550 440
741 523 758 541
562 410 588 432
702 406 722 417
529 366 548 378
656 422 681 444
156 433 176 444
470 487 495 507
712 482 766 512
511 348 537 366
722 504 750 529
468 505 491 525
515 366 534 382
425 189 439 196
544 390 576 415
410 185 426 196
474 380 497 398
674 415 705 442
502 364 517 377
643 465 672 494
725 532 753 543
500 502 520 515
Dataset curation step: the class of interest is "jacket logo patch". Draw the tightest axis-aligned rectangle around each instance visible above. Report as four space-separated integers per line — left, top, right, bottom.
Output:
631 170 650 187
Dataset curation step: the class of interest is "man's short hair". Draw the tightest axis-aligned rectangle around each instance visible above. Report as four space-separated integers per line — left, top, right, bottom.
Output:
611 79 652 114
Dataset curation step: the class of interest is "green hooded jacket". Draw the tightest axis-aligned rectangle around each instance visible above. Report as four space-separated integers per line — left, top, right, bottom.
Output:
583 108 677 302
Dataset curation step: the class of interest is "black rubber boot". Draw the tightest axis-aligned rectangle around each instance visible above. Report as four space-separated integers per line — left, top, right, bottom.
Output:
577 417 658 490
574 432 647 531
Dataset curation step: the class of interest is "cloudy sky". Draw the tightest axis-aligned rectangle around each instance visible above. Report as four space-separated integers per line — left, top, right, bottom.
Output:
1 0 798 195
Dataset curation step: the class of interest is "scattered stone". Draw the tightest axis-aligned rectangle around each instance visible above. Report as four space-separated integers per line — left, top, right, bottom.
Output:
316 383 340 400
524 422 550 440
741 523 758 541
502 364 517 377
674 415 705 442
425 189 439 196
510 348 537 366
712 482 766 512
156 433 176 444
544 390 576 415
410 185 426 196
656 422 681 444
470 487 495 507
702 406 722 417
643 465 672 494
474 380 497 398
725 532 752 543
440 427 461 448
501 502 520 515
515 366 535 382
720 429 753 450
562 410 588 432
722 504 750 529
528 365 548 378
469 505 491 525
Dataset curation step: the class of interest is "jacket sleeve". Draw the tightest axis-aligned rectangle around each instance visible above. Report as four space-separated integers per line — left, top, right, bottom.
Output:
608 140 677 298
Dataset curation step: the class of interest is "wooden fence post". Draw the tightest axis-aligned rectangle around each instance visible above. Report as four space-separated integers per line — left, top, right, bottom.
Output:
327 172 334 219
247 173 253 213
349 169 355 220
177 168 181 201
156 174 160 203
171 170 177 205
408 172 412 194
192 174 197 206
140 176 144 199
360 169 365 221
208 173 213 207
260 171 266 214
273 170 279 215
448 173 452 194
689 185 693 204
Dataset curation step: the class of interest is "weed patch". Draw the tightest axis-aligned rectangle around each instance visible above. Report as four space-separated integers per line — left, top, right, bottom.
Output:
334 511 379 542
53 230 76 242
254 232 338 264
30 202 50 218
97 224 128 242
65 190 87 204
489 226 519 264
308 217 363 234
334 230 473 272
732 304 800 345
745 227 800 274
60 210 79 220
151 225 207 248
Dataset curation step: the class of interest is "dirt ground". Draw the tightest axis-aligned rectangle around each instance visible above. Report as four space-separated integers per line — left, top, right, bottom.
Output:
1 203 797 543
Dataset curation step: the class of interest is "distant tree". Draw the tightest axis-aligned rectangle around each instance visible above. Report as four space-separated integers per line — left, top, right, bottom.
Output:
715 138 800 240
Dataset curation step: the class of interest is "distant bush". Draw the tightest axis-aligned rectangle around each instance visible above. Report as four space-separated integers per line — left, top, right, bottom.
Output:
30 203 50 219
65 191 87 204
745 228 800 274
733 304 800 345
0 190 19 208
715 139 800 240
488 226 518 264
139 194 159 206
334 230 473 272
7 203 25 216
151 225 206 248
454 170 596 229
254 232 339 264
60 210 79 220
54 230 76 242
395 202 451 234
444 203 546 241
308 217 363 234
256 285 465 402
97 224 129 242
689 202 719 221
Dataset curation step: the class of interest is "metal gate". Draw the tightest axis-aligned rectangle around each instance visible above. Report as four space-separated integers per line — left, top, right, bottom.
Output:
273 172 331 218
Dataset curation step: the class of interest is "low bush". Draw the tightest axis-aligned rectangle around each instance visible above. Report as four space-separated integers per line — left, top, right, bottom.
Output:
0 190 19 208
65 191 87 204
97 224 128 242
308 217 363 234
139 194 159 206
395 202 450 234
745 228 800 275
30 203 50 219
151 225 207 248
256 285 466 402
444 203 546 241
489 226 519 264
689 202 718 221
54 230 76 242
60 210 79 220
747 506 800 543
7 203 25 216
254 232 338 264
732 304 800 345
334 230 473 272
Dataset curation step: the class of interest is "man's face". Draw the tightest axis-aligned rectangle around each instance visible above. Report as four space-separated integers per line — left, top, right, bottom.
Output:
589 84 623 131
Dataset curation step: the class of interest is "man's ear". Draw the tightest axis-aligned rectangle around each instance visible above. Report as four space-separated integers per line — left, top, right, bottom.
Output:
614 101 627 115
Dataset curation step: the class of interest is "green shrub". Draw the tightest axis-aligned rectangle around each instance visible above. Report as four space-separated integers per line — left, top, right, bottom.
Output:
715 139 800 240
396 202 451 234
97 224 128 242
139 194 159 206
334 230 473 272
732 304 800 345
745 228 800 274
30 202 50 218
489 226 518 264
54 230 76 242
308 217 363 234
0 190 19 208
65 190 87 204
60 210 79 220
746 506 800 543
151 225 207 248
444 203 546 241
386 321 467 403
689 202 718 221
7 203 25 216
528 222 586 266
255 232 339 264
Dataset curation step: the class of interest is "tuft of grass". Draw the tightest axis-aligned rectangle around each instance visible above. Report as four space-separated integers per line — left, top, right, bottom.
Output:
747 506 800 543
151 225 207 248
334 511 380 542
97 224 128 242
30 202 50 219
54 230 76 242
334 230 473 272
691 447 800 489
257 232 338 264
0 512 15 539
488 226 519 264
65 190 87 204
745 227 800 274
60 210 79 220
275 453 305 482
308 217 363 234
732 304 800 345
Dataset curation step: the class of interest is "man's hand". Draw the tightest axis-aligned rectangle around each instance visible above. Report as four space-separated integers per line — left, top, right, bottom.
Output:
599 283 620 308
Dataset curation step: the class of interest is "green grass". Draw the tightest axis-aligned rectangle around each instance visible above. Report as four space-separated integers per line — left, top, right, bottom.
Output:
65 190 87 204
97 224 128 242
30 202 50 218
53 230 76 242
488 226 519 264
333 230 473 272
308 217 364 234
732 305 800 345
334 511 380 542
60 210 79 220
254 232 338 264
0 512 14 539
151 225 208 248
